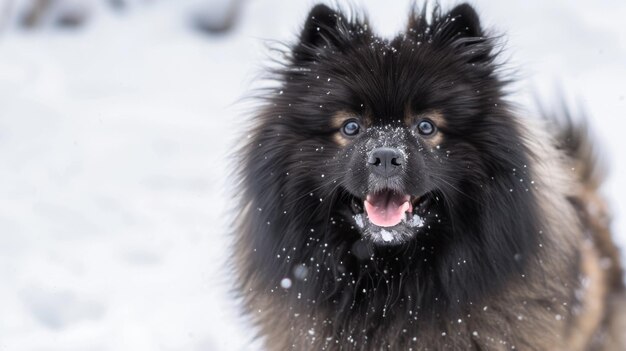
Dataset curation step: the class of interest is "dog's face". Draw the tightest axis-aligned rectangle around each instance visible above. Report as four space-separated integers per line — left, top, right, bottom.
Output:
334 112 452 245
275 4 506 245
241 2 541 316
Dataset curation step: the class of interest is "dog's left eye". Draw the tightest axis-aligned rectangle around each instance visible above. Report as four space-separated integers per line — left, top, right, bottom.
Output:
342 120 361 137
417 120 436 136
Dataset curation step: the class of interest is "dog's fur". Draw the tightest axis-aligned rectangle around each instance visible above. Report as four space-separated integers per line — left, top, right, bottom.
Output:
234 3 626 350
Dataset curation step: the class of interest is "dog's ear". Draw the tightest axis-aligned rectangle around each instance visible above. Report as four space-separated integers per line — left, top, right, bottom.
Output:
407 4 492 64
300 4 342 48
408 3 483 43
439 4 492 63
443 3 483 39
294 4 349 62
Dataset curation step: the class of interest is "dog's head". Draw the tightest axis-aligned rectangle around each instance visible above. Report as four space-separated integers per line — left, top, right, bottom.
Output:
261 3 534 246
241 2 544 317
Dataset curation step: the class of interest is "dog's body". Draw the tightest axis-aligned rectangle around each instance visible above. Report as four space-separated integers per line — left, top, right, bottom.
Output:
234 4 626 350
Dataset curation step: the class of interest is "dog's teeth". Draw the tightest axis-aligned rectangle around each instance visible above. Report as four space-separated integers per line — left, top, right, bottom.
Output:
401 202 410 213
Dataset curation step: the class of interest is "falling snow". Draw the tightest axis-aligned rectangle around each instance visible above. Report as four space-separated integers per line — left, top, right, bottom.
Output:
280 278 293 289
0 1 624 351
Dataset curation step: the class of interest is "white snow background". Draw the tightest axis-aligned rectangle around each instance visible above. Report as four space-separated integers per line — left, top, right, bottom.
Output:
0 0 624 350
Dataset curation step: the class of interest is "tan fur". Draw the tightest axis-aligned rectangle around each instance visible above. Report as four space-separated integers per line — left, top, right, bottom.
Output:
568 241 607 350
333 133 349 147
519 120 626 351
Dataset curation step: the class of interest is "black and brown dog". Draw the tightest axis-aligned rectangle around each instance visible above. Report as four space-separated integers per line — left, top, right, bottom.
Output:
234 3 626 350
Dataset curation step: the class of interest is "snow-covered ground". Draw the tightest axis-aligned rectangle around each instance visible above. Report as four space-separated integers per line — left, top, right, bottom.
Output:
0 0 624 350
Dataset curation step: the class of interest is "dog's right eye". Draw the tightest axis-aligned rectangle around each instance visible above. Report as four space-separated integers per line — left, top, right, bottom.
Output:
341 120 361 137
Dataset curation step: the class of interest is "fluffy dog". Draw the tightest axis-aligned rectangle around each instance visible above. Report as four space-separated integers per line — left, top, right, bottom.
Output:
234 3 626 350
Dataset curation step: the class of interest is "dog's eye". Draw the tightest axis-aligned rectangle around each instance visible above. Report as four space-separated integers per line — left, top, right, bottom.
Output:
417 120 436 136
342 120 361 137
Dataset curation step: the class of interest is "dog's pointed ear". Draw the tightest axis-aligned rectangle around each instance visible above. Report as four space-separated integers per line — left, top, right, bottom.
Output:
294 4 348 62
300 4 341 48
439 4 492 63
406 3 492 64
444 3 483 39
408 3 483 43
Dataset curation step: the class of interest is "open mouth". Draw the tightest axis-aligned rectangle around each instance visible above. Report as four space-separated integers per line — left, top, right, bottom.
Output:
350 189 433 228
365 192 411 227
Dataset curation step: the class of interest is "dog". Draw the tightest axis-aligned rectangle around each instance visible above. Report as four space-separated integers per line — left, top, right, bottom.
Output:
233 3 626 350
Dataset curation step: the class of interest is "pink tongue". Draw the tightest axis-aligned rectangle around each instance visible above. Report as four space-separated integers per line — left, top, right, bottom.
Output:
364 191 412 227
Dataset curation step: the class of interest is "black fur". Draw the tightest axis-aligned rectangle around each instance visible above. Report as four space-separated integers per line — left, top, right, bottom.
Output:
236 3 556 348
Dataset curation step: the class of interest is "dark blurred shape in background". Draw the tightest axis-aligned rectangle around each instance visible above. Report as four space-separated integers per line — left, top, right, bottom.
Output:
19 0 90 29
190 0 244 35
107 0 127 11
2 0 245 34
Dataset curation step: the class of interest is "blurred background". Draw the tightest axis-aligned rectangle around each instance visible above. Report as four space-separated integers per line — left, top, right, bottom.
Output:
0 0 624 350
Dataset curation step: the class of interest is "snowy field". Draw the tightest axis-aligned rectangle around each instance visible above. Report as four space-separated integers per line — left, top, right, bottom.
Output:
0 0 624 350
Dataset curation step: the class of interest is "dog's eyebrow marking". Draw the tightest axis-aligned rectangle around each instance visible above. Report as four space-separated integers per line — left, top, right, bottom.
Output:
331 110 358 129
333 134 349 147
424 110 446 129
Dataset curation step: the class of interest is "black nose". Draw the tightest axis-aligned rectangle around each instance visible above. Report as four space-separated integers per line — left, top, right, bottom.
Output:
367 147 404 177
